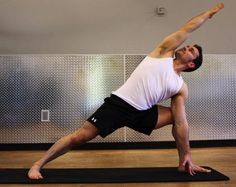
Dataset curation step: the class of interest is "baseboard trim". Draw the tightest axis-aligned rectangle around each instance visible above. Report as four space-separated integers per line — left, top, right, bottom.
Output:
0 140 235 150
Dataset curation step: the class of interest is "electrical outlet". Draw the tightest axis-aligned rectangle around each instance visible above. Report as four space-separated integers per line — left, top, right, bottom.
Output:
155 7 167 17
41 110 50 122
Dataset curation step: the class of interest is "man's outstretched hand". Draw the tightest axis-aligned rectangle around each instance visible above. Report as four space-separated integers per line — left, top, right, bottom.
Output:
208 3 224 18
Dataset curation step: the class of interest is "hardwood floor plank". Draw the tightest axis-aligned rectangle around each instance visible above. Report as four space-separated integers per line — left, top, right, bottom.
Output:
0 147 235 187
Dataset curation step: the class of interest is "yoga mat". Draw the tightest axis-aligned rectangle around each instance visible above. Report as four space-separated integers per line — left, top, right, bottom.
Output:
0 167 229 184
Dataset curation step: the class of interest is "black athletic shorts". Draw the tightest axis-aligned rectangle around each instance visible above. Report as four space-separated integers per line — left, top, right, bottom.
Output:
87 94 158 138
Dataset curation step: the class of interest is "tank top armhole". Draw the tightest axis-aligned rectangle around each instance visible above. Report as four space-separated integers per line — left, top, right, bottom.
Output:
176 78 184 94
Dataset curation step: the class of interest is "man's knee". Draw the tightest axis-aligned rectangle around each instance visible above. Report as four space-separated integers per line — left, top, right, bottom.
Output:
70 122 99 145
70 132 87 145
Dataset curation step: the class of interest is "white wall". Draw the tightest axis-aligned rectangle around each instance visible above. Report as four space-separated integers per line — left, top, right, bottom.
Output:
0 0 234 54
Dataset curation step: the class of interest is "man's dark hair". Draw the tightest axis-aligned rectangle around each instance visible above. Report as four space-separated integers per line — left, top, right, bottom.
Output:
183 44 203 72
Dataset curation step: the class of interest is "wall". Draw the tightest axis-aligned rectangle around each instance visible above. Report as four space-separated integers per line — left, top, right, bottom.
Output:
0 0 234 54
0 1 235 143
0 54 235 143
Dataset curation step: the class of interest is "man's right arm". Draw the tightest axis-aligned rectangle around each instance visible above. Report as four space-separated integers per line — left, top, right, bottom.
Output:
149 3 224 58
171 83 211 175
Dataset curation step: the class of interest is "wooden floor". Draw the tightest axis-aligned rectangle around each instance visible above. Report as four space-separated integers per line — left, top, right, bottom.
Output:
0 147 235 187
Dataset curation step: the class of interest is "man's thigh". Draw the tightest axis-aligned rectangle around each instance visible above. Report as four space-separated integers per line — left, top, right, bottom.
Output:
155 105 174 129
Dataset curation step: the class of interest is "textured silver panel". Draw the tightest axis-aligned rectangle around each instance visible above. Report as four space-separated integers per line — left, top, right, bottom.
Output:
0 54 235 143
125 55 236 142
0 55 124 143
184 55 236 140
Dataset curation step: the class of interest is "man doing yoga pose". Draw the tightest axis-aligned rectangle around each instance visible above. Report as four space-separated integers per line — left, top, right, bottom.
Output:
28 3 224 179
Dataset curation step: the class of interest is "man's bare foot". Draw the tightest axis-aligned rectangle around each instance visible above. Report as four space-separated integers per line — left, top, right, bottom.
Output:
28 163 43 179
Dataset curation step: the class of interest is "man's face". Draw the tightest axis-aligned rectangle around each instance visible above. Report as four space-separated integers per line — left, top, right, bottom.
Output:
175 45 200 63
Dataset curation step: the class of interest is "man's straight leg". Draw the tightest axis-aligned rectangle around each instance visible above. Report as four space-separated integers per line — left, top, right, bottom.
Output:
28 121 99 179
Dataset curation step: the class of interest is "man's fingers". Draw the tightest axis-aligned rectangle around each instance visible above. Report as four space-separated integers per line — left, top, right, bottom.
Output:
217 3 224 10
189 168 195 176
194 166 212 173
209 3 224 18
188 165 196 176
200 167 211 173
178 165 211 175
213 3 224 11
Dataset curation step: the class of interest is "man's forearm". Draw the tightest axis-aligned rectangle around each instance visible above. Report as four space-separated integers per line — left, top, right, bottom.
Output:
181 11 211 33
172 123 191 163
181 3 224 33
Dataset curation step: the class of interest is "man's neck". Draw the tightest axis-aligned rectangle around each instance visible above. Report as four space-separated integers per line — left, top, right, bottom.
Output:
173 59 186 74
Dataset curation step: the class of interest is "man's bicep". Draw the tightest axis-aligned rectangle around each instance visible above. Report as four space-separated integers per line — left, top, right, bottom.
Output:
149 30 188 57
160 30 189 51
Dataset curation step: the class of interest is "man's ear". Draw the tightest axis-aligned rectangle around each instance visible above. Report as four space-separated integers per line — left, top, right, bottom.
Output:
187 62 196 69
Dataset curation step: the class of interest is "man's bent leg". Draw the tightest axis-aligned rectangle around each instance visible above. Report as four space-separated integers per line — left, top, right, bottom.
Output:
28 121 99 179
154 105 174 129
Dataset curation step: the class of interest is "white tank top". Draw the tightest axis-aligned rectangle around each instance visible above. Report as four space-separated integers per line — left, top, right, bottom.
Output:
112 56 183 110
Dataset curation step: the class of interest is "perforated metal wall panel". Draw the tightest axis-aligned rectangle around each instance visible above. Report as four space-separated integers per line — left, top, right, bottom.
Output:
0 55 124 143
184 55 236 140
0 54 235 143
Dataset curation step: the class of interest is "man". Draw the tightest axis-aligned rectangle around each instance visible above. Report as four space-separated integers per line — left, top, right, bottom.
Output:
28 3 224 179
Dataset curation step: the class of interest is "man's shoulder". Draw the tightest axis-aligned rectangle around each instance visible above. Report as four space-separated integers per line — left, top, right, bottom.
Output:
175 82 188 98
